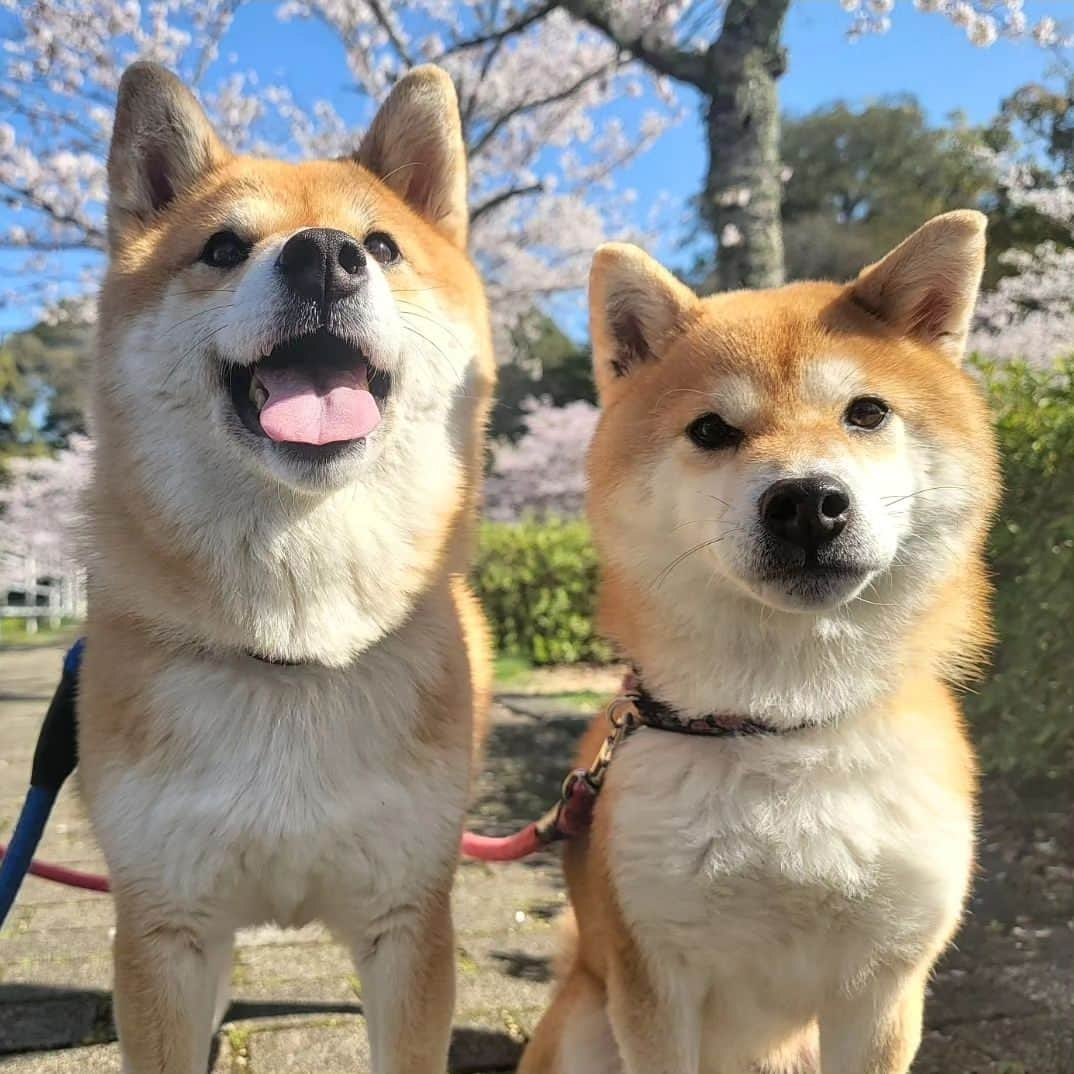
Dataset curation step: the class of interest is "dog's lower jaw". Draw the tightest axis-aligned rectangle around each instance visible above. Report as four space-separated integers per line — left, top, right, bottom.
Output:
744 565 879 614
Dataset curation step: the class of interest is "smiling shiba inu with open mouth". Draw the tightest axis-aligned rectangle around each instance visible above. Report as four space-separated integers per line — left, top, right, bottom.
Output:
520 213 998 1074
78 62 493 1073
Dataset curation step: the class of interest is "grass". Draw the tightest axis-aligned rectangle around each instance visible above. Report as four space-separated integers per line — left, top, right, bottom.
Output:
493 653 535 687
540 690 605 712
0 617 80 649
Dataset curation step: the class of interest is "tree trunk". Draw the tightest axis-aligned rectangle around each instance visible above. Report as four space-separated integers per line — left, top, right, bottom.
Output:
702 0 789 291
557 0 791 291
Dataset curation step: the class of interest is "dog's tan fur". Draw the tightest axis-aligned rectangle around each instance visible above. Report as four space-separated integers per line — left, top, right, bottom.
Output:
521 214 997 1074
79 63 493 1073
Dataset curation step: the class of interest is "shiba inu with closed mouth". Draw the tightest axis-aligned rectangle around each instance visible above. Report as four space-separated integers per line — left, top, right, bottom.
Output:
78 62 493 1073
520 212 997 1074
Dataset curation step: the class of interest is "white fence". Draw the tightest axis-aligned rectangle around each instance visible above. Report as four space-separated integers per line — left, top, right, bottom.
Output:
0 548 86 633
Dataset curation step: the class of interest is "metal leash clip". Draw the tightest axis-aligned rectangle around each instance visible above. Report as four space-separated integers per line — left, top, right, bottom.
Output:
534 694 643 846
588 695 641 790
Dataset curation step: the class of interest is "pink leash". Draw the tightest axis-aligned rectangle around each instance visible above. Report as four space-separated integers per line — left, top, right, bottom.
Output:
1 682 643 888
0 763 603 886
0 827 539 888
1 853 112 892
1 784 585 890
0 696 639 885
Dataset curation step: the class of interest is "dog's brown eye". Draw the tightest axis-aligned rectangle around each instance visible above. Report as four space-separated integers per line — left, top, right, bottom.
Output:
845 397 890 431
200 231 249 269
687 412 742 451
365 232 400 265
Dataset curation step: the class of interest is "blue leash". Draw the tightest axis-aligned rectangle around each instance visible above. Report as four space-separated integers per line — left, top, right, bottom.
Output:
0 639 85 927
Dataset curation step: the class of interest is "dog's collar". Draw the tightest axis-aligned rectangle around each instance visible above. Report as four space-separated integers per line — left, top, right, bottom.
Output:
622 671 801 738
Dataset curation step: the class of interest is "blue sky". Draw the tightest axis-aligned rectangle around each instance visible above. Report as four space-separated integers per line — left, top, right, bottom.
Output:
1 1 1070 335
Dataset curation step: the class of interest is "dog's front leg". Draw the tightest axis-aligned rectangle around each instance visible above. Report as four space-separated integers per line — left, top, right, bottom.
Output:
818 970 926 1074
352 888 456 1074
606 942 701 1074
112 900 232 1074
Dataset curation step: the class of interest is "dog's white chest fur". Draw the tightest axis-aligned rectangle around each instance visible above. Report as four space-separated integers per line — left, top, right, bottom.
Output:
86 623 467 933
606 715 972 1055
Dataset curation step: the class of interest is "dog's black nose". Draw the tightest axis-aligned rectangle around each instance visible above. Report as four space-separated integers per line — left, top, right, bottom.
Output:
277 228 366 306
760 477 851 552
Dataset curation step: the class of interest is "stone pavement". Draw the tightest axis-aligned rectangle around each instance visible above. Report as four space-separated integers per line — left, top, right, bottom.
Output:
1 644 1071 1073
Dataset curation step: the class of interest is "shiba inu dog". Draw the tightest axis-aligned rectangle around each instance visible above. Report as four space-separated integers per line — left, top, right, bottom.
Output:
520 213 997 1074
78 62 493 1073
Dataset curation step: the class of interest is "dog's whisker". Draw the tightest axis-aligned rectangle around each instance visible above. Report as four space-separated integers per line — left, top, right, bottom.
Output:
881 485 966 508
701 493 733 510
396 304 464 347
651 530 739 591
671 518 731 532
162 324 228 389
177 286 239 297
402 321 455 379
162 304 235 337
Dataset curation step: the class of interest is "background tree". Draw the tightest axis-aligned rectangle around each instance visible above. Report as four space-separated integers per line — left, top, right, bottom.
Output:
982 68 1074 286
0 434 91 604
971 164 1073 365
0 312 91 458
492 313 594 441
2 0 1066 333
485 397 598 520
551 1 1064 291
559 0 792 291
777 98 995 282
0 0 674 344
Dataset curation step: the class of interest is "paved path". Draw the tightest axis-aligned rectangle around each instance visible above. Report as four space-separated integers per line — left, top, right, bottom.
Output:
1 645 1070 1073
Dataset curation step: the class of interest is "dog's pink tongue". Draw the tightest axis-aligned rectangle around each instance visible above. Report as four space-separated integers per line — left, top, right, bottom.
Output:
258 367 380 445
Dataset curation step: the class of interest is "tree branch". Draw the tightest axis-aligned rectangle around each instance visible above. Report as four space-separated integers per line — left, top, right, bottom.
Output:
192 0 243 85
367 0 418 69
471 181 545 222
555 0 709 86
468 60 619 159
445 1 557 54
0 182 106 250
0 88 105 146
461 32 508 131
0 239 102 252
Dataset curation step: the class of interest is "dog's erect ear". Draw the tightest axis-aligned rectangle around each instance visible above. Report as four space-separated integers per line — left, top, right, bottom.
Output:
355 66 468 248
849 210 987 362
107 62 229 246
589 243 698 401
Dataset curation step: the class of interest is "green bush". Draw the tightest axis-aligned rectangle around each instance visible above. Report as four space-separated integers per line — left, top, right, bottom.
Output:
472 517 611 666
968 356 1074 785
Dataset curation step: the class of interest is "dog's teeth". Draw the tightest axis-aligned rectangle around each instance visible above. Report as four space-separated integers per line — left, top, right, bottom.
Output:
249 377 268 411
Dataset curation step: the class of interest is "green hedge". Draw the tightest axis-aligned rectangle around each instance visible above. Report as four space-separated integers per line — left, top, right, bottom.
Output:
474 359 1073 783
472 517 611 666
966 357 1074 785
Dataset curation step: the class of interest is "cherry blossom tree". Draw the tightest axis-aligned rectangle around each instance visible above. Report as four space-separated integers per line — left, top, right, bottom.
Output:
844 1 1072 49
485 397 599 519
971 162 1074 365
0 434 91 619
0 0 674 344
0 0 1067 334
